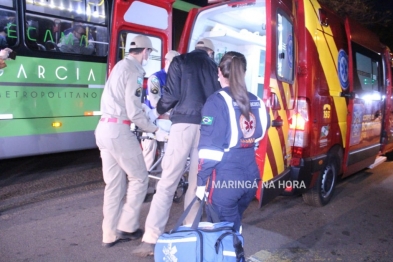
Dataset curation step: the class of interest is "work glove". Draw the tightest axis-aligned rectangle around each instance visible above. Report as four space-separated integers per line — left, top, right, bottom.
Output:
148 108 159 122
155 128 169 142
196 186 208 200
156 119 172 133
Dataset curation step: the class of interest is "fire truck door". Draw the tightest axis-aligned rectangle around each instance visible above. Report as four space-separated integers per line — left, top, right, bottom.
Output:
343 17 384 177
381 48 393 154
257 0 295 206
107 0 173 76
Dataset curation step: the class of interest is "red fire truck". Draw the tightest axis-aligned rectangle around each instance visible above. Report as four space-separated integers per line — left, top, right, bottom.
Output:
175 0 393 207
108 0 393 207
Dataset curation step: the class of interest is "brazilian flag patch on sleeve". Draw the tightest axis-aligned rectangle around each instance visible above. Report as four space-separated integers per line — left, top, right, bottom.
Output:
201 116 214 125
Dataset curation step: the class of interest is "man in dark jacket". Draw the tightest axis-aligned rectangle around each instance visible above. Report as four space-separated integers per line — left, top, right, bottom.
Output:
133 38 221 257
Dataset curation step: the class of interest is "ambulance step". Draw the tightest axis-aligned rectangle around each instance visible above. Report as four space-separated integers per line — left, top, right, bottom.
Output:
368 156 387 169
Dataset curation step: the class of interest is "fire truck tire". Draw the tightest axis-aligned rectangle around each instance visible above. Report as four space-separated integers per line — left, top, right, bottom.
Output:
385 150 393 161
302 154 339 207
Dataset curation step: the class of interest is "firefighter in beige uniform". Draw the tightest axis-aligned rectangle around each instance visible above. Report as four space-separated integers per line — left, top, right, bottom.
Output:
95 35 165 248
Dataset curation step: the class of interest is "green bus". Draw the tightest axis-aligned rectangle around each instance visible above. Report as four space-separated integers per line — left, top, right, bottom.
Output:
0 0 198 159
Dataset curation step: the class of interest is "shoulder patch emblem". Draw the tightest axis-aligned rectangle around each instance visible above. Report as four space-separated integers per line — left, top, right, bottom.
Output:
135 87 142 97
150 86 159 95
201 116 214 125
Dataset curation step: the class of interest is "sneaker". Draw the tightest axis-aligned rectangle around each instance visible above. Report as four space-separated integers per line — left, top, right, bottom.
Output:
117 228 143 240
132 241 155 257
102 237 130 248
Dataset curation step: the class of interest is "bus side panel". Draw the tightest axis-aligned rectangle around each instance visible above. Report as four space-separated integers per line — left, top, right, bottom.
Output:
0 1 107 159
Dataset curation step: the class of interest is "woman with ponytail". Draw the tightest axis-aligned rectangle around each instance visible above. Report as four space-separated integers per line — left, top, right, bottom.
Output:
196 51 270 232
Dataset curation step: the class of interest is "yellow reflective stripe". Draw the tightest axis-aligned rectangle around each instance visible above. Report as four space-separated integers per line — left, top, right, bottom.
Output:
305 0 346 146
268 129 285 174
199 149 223 161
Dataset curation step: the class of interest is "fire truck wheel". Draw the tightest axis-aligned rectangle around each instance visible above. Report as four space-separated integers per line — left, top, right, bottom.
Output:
385 150 393 161
302 155 339 207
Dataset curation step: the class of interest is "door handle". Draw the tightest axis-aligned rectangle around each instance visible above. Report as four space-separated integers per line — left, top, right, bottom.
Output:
340 91 355 99
272 116 283 127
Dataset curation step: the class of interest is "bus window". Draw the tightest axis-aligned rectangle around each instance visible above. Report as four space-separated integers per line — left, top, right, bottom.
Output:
0 6 17 48
25 0 108 56
0 1 13 8
117 31 162 77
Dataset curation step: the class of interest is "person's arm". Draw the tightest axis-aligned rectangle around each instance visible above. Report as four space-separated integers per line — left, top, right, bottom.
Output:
80 37 95 55
156 57 181 114
197 94 229 186
0 58 6 69
124 69 157 133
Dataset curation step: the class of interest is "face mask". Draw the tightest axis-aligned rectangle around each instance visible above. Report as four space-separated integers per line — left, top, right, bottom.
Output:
142 49 150 66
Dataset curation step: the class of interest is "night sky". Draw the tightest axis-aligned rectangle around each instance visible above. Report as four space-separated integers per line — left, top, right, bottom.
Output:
360 0 393 49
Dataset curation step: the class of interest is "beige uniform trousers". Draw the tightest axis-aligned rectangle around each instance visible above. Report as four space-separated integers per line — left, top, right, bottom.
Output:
142 123 200 243
96 121 149 243
142 135 157 171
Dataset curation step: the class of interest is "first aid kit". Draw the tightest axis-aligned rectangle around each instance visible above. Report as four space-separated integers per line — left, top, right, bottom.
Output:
154 197 245 262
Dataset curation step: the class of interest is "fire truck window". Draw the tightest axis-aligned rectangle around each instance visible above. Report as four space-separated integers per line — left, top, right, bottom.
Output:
277 13 294 83
277 11 295 109
0 8 17 48
117 32 162 78
354 52 380 91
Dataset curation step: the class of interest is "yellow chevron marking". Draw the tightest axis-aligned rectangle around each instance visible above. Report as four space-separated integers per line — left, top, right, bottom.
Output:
270 130 285 173
305 0 347 146
262 150 273 182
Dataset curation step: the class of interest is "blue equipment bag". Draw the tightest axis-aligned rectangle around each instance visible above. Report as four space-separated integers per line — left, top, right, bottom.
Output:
154 197 245 262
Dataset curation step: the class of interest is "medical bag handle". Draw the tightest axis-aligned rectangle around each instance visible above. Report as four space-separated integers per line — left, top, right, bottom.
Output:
170 194 221 233
171 196 197 232
171 175 221 232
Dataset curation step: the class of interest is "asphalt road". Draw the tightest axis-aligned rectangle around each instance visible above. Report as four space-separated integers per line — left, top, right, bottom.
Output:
0 149 393 262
